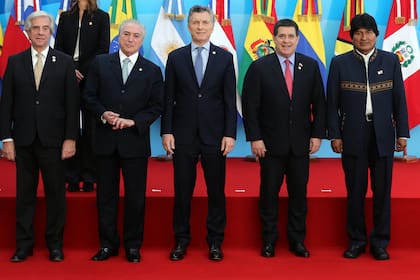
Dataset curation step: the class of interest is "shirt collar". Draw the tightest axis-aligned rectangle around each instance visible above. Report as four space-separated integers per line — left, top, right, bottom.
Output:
119 50 139 65
31 46 49 59
276 53 296 65
355 48 375 63
191 41 210 52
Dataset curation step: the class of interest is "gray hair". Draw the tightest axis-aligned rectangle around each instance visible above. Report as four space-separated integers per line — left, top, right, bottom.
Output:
188 5 216 24
118 19 146 37
24 10 54 34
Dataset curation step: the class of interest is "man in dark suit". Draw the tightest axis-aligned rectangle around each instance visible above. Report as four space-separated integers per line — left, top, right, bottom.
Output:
242 19 326 258
327 14 409 261
0 11 80 262
84 19 163 263
55 0 110 192
161 5 236 261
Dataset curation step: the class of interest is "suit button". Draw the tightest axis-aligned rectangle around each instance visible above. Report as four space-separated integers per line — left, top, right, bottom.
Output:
35 100 40 105
198 94 202 98
121 89 126 94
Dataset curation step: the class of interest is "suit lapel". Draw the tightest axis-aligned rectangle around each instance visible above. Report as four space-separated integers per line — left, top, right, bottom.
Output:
110 52 123 85
183 44 198 86
22 49 36 89
269 54 289 98
125 55 144 85
201 43 217 87
40 48 55 88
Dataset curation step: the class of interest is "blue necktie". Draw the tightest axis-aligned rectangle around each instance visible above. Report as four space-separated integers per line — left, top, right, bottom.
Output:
194 47 203 86
122 58 130 84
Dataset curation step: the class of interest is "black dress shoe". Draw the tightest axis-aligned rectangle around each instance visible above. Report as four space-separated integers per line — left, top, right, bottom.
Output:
91 247 118 261
343 244 366 258
169 243 188 261
290 243 310 258
49 249 64 262
209 244 223 261
67 182 80 192
82 182 94 192
261 243 275 258
370 247 390 260
10 249 33 262
126 248 141 263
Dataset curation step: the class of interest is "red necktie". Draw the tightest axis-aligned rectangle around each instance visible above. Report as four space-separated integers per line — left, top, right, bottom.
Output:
285 59 293 98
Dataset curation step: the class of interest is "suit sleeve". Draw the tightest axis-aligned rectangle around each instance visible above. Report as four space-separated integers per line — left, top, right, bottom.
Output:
310 60 327 139
223 53 237 138
83 56 107 119
132 64 164 135
54 15 66 51
64 55 81 140
0 56 15 140
96 11 110 55
161 53 176 135
391 54 410 138
242 61 262 141
326 57 342 140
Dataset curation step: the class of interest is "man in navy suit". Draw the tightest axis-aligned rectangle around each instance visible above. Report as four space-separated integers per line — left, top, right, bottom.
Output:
327 14 409 261
242 19 326 258
84 19 164 263
161 5 236 261
0 11 80 262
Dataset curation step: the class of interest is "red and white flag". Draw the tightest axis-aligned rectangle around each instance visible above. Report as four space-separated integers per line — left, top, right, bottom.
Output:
209 0 241 116
0 0 41 78
383 0 420 129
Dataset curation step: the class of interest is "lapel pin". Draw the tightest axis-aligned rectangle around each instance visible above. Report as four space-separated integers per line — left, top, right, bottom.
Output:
298 62 303 70
89 21 93 26
212 51 216 55
52 56 56 62
377 70 383 75
139 68 143 71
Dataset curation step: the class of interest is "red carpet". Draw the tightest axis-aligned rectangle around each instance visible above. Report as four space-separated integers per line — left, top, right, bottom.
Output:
0 158 420 279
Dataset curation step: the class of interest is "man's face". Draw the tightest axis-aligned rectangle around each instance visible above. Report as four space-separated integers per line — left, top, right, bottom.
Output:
273 26 299 58
27 16 52 51
188 11 214 45
119 23 144 56
352 28 377 54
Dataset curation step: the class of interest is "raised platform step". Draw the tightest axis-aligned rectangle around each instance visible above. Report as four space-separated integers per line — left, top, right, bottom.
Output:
0 158 419 249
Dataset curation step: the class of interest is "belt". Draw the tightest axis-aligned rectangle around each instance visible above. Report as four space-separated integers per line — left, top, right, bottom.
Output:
366 113 373 122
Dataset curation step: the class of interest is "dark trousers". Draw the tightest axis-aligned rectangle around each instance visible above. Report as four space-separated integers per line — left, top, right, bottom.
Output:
15 137 66 251
172 140 226 246
96 154 148 250
65 110 96 184
258 153 309 246
342 123 393 249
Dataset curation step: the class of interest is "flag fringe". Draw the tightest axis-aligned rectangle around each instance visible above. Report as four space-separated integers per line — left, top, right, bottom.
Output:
395 16 406 24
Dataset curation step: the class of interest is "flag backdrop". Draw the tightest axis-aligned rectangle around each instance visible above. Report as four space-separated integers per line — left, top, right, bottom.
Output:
383 0 420 129
238 0 277 94
50 0 71 47
209 0 241 116
150 0 188 74
108 0 138 53
0 0 40 78
293 0 327 85
334 0 364 55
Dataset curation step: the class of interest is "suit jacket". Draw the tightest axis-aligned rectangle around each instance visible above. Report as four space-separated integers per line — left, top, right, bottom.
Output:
0 48 80 147
54 7 110 77
83 52 164 158
161 43 237 146
327 49 409 157
242 52 326 156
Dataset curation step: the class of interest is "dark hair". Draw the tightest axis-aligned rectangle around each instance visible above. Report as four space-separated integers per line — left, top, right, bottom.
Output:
273 19 299 36
69 0 98 15
350 13 379 38
187 5 215 23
